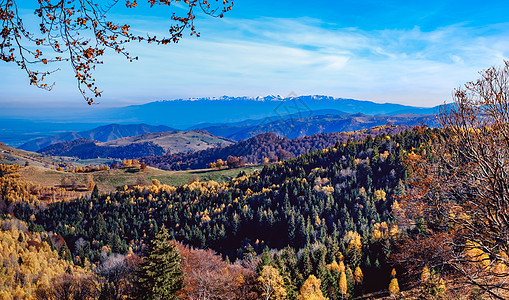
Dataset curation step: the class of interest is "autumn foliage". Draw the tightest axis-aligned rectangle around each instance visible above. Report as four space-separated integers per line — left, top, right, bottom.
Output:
8 127 433 298
0 218 99 298
396 61 509 299
0 0 233 103
176 242 259 299
0 163 81 213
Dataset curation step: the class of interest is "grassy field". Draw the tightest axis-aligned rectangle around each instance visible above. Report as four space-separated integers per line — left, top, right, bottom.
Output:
1 142 262 192
148 166 262 187
17 165 262 193
1 142 119 168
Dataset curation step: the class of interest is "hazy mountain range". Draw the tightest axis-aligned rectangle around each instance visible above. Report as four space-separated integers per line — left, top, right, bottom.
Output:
91 96 439 128
192 110 435 140
3 96 441 149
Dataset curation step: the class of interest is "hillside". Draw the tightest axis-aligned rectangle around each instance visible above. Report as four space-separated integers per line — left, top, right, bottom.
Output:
13 128 429 299
142 125 411 170
1 141 140 170
0 141 63 168
7 126 496 299
196 111 435 140
101 130 234 153
19 123 176 151
16 164 261 193
37 130 233 159
37 138 166 159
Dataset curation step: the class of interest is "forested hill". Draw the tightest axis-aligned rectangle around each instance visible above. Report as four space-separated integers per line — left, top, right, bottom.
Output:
196 112 433 141
37 138 166 159
37 130 234 159
20 123 176 151
142 125 411 170
14 127 432 298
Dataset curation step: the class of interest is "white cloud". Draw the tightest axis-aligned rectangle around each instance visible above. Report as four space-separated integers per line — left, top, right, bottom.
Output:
1 16 509 107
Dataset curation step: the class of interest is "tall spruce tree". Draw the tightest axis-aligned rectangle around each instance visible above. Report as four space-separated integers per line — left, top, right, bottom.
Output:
137 226 183 300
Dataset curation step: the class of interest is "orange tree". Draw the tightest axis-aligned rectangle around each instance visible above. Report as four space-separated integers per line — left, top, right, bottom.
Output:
0 0 233 104
396 61 509 299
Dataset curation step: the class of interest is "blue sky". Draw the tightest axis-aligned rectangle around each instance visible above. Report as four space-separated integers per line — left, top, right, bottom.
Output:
1 0 509 108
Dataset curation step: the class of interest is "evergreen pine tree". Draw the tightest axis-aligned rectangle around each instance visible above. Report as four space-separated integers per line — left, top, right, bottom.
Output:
257 246 273 273
137 226 183 300
288 214 296 247
91 184 99 199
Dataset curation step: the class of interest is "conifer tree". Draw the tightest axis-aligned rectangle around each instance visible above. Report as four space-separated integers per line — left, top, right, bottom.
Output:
346 267 354 297
257 246 273 273
91 184 99 199
137 226 183 300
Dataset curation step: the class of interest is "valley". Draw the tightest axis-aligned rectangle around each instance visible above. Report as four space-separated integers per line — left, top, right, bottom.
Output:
4 126 422 298
2 0 508 297
0 93 504 299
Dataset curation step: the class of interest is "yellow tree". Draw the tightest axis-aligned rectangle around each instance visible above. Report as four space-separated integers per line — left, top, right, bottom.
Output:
374 189 386 202
344 231 362 268
339 271 348 298
421 266 430 283
215 159 224 169
123 159 132 168
298 275 327 300
86 174 95 191
354 266 363 284
338 261 345 273
258 265 286 300
0 218 100 298
389 278 400 296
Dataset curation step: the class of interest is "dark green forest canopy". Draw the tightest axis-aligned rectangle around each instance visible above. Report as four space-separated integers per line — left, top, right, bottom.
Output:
14 128 432 297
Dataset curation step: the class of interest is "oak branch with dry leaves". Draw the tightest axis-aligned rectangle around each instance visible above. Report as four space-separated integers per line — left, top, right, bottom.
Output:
0 0 233 104
397 61 509 299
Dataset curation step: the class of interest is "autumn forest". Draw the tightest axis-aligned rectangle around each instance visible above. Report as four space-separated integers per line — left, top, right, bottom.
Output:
2 0 509 299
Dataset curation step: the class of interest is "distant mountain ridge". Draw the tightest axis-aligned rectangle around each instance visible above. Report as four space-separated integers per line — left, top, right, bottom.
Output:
186 109 347 130
20 108 435 153
98 95 440 129
193 111 435 141
19 123 176 151
8 96 442 148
